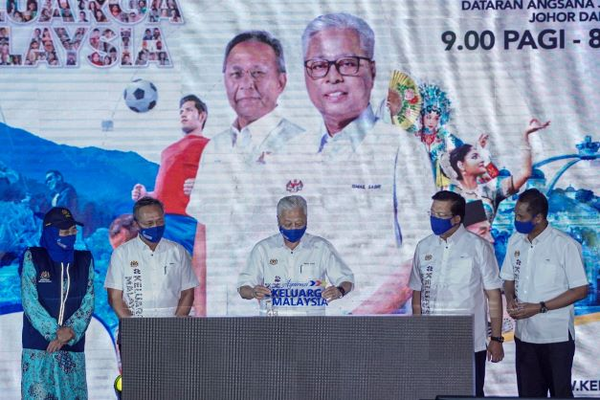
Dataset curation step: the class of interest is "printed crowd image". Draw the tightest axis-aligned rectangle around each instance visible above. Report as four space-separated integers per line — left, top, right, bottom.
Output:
0 0 598 398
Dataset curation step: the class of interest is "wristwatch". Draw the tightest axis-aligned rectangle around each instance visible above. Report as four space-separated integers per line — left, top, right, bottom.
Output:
337 286 347 297
490 336 504 343
539 301 548 313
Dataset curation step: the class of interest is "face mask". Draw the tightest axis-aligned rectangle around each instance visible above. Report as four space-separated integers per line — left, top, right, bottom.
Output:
140 225 165 243
430 216 455 236
56 234 76 250
514 218 536 234
279 226 306 243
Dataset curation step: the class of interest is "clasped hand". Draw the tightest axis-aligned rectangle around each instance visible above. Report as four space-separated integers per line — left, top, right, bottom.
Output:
46 326 75 353
507 299 540 320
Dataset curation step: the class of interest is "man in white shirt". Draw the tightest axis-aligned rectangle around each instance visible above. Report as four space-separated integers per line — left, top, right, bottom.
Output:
186 30 304 315
409 190 504 397
105 197 199 318
238 195 354 316
289 12 434 314
501 188 588 398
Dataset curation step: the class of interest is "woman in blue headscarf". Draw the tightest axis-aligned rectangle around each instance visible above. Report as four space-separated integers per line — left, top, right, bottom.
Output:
20 207 95 400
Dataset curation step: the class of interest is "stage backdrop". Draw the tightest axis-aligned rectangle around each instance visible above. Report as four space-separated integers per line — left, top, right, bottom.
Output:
0 0 598 398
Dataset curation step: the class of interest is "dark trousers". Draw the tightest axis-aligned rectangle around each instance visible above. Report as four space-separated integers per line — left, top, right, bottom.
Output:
474 350 487 397
515 335 575 398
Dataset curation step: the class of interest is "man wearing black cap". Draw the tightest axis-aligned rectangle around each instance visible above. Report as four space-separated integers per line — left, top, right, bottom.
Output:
20 206 95 399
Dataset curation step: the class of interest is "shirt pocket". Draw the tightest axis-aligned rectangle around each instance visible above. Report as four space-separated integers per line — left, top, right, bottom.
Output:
447 257 474 285
535 260 564 291
299 262 320 281
161 263 182 298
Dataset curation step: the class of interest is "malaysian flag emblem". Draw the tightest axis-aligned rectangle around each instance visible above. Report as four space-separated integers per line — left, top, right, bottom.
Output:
286 179 303 192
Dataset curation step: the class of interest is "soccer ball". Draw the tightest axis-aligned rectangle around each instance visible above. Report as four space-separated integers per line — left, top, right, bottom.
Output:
123 79 158 113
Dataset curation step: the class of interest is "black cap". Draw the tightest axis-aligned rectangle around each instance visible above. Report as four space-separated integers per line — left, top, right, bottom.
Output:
43 207 83 229
463 200 487 227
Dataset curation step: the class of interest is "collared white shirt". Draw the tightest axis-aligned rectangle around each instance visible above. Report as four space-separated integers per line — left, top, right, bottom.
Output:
104 236 199 317
317 106 376 156
238 232 354 316
500 225 588 344
409 225 503 352
192 108 305 164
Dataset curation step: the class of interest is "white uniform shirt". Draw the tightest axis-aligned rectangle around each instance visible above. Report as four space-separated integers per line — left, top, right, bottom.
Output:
409 225 503 352
500 225 588 344
104 236 199 317
238 232 354 316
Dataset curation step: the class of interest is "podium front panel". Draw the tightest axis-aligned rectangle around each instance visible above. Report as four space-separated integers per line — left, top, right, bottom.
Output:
120 315 474 400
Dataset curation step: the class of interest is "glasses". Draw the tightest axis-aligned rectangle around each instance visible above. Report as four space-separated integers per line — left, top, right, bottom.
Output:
304 56 372 79
428 211 454 219
226 68 268 81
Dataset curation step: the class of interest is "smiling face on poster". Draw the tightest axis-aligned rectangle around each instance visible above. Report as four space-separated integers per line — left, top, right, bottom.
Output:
223 40 287 129
303 27 376 134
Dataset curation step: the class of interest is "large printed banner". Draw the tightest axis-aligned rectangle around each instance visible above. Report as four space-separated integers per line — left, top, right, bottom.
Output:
0 0 598 398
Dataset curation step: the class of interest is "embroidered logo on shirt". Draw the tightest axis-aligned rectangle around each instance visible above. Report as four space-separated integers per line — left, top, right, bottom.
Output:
286 179 303 193
38 271 51 283
271 276 282 288
269 259 278 265
425 254 433 261
514 250 520 258
130 260 139 268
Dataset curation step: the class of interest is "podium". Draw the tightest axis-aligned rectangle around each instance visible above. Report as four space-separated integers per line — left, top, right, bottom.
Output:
120 315 474 400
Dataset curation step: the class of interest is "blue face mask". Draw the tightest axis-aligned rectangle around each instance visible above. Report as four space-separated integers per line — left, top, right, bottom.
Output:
514 218 536 234
140 225 165 243
57 234 76 251
430 216 455 236
40 226 75 263
279 226 306 243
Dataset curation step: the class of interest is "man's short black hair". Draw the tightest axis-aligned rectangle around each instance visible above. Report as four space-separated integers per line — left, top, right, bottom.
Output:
180 94 208 128
432 190 466 221
222 30 286 73
518 188 548 218
133 196 164 220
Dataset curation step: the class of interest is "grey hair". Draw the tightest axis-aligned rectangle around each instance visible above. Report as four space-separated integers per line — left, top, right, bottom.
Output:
277 195 307 218
223 30 286 73
302 13 375 59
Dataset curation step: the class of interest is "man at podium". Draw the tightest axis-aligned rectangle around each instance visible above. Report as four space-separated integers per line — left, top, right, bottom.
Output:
237 195 354 316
